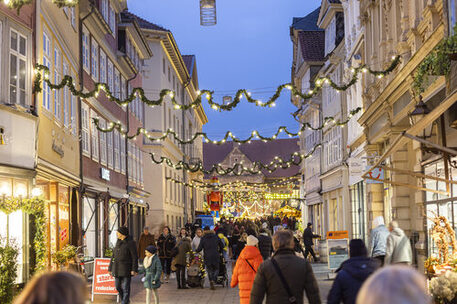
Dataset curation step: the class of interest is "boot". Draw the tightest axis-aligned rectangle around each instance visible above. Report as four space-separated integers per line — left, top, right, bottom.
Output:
210 281 215 290
165 274 170 283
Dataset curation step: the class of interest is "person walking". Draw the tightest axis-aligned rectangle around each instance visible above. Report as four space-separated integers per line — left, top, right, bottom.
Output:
173 228 192 289
302 222 320 262
196 226 224 290
234 232 248 261
108 227 138 304
356 265 431 304
257 228 273 260
157 226 176 283
327 239 379 304
250 230 321 304
370 216 389 266
14 271 87 304
191 228 203 252
138 227 156 262
140 245 162 304
231 235 263 304
384 221 412 265
218 231 229 262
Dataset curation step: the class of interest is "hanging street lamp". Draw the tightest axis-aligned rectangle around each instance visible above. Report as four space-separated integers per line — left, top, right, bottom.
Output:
409 96 433 139
200 0 217 26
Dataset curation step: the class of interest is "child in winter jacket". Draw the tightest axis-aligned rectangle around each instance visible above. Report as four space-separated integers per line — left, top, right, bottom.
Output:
231 235 263 304
140 245 162 304
218 232 229 261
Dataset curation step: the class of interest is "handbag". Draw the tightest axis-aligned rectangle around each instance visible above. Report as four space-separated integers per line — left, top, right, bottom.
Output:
271 258 297 304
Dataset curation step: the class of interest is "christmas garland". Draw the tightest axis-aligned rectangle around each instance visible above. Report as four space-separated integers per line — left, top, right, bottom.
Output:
0 197 47 273
3 0 77 14
151 144 320 176
92 107 361 144
166 176 298 190
32 56 400 113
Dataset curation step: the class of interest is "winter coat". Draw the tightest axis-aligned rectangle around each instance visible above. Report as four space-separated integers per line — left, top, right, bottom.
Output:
257 233 272 260
108 236 139 277
218 233 229 252
231 246 263 304
250 248 321 304
191 235 201 252
235 240 246 259
327 257 378 304
370 225 389 257
303 227 319 247
196 231 224 266
138 233 156 260
385 228 412 265
173 237 192 266
140 254 162 289
157 233 176 258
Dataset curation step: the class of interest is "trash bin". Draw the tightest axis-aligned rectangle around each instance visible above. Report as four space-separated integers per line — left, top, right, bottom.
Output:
318 240 328 263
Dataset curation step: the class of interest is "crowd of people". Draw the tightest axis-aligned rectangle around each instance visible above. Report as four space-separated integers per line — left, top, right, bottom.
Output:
12 215 431 304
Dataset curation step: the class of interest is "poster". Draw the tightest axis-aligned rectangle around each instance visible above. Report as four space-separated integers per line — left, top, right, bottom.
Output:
91 258 117 302
326 231 349 270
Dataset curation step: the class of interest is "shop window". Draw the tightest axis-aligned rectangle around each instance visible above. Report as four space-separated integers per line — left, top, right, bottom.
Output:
82 197 96 258
108 201 119 248
350 182 367 242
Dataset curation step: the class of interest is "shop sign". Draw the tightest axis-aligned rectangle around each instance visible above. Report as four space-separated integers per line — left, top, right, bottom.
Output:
91 258 117 302
52 140 64 157
365 166 384 184
100 168 110 181
349 158 366 185
326 231 349 270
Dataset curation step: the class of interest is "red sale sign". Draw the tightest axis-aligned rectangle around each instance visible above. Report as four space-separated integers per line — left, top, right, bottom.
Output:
91 258 118 302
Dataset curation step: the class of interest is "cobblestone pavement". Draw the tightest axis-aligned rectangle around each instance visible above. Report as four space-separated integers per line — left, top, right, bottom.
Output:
93 262 333 304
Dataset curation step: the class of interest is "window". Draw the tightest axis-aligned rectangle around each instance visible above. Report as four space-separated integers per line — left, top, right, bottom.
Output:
168 66 170 82
132 145 137 183
107 131 113 169
70 72 76 135
120 76 125 101
114 130 120 171
139 150 143 185
70 8 76 29
10 29 27 105
101 0 109 22
128 143 132 180
107 60 113 95
63 62 70 127
81 103 90 155
162 58 165 74
90 110 99 161
82 30 90 72
99 118 107 165
120 135 126 174
91 38 98 81
114 68 120 98
108 5 116 36
99 49 106 84
136 147 140 184
54 48 61 121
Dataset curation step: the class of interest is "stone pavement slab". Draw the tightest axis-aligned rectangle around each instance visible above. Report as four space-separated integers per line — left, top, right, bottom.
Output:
92 262 333 304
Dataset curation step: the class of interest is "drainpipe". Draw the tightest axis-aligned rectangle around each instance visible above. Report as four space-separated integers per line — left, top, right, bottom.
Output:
125 70 138 196
182 78 191 223
78 2 95 246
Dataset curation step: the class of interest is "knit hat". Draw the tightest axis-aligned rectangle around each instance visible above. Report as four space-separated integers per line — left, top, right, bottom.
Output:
118 226 129 236
247 235 259 246
145 245 157 254
349 239 367 257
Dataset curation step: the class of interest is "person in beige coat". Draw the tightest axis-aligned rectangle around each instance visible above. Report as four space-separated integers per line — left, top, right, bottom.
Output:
384 221 412 265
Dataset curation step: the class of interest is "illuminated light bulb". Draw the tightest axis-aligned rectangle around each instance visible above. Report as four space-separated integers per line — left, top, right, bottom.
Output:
44 73 49 80
285 85 292 90
324 78 330 84
392 55 396 60
206 94 211 100
350 68 355 73
174 104 180 109
377 74 384 79
362 68 368 73
272 135 277 139
169 92 175 98
197 90 201 95
34 68 39 75
247 92 251 97
308 90 314 95
211 104 218 110
271 102 276 107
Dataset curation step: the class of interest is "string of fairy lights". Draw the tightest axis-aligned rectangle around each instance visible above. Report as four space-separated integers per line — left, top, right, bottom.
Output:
31 56 402 176
3 0 76 13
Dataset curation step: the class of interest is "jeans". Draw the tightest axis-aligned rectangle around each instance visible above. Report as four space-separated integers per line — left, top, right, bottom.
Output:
304 245 317 261
160 257 172 275
206 263 219 283
175 264 186 288
115 276 131 304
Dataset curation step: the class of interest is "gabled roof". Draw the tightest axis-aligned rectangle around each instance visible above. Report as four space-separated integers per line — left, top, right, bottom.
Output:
291 7 323 31
203 139 300 178
182 55 195 77
122 11 169 32
298 31 325 61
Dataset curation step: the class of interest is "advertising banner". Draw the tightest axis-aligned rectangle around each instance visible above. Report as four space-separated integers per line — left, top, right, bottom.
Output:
326 231 349 270
91 258 117 302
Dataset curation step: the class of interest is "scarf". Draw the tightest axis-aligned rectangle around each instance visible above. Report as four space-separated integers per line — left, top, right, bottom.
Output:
144 254 154 268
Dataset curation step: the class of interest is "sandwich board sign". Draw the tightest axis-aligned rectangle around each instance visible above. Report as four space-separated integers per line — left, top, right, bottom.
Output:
91 258 118 302
326 231 349 271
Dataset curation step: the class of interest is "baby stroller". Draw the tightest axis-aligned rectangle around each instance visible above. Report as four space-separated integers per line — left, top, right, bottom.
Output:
215 253 228 287
187 255 205 288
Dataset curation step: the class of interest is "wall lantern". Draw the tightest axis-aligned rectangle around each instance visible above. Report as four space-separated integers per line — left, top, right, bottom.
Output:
200 0 217 26
409 96 433 139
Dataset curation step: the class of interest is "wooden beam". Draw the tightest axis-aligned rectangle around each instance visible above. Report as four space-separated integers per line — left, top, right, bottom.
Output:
364 176 450 195
380 165 457 185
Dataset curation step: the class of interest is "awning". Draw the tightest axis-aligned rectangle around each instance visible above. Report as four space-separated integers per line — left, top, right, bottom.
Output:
362 89 457 195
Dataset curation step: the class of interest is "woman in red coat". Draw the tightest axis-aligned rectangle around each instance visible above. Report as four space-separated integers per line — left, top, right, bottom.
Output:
231 235 263 304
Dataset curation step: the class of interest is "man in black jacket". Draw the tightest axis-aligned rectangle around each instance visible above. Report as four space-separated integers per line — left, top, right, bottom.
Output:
257 228 273 260
303 222 320 262
196 226 223 290
327 239 378 304
250 229 321 304
108 227 138 304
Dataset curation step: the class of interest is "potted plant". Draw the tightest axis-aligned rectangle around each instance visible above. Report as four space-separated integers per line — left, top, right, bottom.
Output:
51 245 77 270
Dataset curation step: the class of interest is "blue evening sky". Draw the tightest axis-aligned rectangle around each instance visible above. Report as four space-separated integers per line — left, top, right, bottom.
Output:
128 0 321 139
